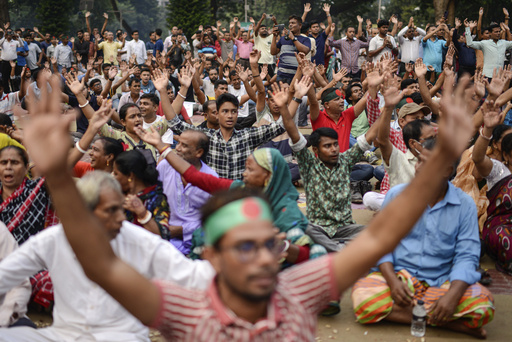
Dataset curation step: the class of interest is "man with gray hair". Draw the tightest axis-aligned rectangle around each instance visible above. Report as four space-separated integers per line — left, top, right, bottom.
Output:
0 171 215 342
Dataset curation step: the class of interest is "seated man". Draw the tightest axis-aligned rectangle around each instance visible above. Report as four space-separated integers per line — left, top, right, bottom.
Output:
352 147 494 338
157 129 217 254
0 171 215 342
281 78 381 252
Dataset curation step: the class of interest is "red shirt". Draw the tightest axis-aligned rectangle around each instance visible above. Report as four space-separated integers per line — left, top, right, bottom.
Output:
312 106 355 152
72 161 93 178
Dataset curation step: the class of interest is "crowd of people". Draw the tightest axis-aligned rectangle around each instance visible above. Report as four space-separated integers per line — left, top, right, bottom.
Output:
0 3 511 341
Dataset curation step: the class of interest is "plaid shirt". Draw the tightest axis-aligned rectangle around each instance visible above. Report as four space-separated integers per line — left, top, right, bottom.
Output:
366 95 407 194
168 116 285 180
291 134 364 237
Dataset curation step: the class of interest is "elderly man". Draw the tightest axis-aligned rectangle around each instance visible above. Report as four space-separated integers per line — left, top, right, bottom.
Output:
0 171 214 341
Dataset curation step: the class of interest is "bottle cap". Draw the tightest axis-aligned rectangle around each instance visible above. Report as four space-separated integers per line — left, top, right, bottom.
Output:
417 300 424 305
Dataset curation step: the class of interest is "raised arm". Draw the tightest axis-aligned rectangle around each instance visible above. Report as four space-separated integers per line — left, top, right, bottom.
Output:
270 26 280 55
271 80 307 144
254 13 266 37
301 3 311 23
376 76 404 165
323 3 333 36
237 65 257 103
65 73 94 121
85 11 91 35
477 7 484 40
332 74 478 294
415 58 440 115
101 13 108 35
472 101 503 177
153 68 178 121
250 50 266 113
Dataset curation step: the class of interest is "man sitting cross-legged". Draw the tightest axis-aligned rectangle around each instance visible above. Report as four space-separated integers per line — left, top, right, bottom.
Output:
20 73 478 341
0 170 214 342
352 74 495 339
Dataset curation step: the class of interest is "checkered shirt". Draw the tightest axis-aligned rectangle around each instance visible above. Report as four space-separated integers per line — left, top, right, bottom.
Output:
168 116 285 180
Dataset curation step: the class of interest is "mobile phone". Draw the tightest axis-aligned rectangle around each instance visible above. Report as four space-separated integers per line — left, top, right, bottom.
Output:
443 11 448 20
266 14 273 19
278 24 285 31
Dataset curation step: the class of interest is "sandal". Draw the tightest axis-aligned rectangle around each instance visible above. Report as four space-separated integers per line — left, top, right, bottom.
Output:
477 268 492 286
320 300 341 317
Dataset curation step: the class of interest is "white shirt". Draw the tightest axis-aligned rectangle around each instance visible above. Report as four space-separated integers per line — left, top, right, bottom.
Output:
0 38 22 61
143 115 173 144
254 35 274 64
201 78 216 98
0 222 215 341
228 84 249 118
397 26 426 63
383 145 417 188
54 43 73 68
368 34 397 62
0 92 20 117
0 223 31 327
26 42 41 70
126 39 147 65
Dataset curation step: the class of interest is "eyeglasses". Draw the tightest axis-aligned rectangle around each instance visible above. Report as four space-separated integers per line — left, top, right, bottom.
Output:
220 238 285 264
419 136 436 149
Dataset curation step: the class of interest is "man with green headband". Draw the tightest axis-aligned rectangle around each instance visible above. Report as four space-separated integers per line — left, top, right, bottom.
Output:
23 73 476 341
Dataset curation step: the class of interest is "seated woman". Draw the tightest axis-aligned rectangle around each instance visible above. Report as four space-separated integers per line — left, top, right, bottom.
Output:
472 104 512 275
112 150 172 240
136 126 328 265
0 145 57 308
67 100 124 177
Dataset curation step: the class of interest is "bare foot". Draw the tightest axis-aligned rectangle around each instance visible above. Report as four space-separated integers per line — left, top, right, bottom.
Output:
442 321 487 339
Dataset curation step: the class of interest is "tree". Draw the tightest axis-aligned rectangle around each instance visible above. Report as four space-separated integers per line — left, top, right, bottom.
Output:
167 0 212 38
0 0 9 26
36 0 74 35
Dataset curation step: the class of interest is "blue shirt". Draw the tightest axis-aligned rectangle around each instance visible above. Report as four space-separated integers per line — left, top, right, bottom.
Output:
141 80 157 95
376 182 481 287
452 30 476 67
155 39 164 55
310 31 327 66
16 41 29 66
146 41 156 56
276 36 311 79
422 38 447 73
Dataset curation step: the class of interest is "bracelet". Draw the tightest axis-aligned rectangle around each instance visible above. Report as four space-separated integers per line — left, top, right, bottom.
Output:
479 127 493 141
177 92 186 99
78 100 89 108
282 240 290 253
253 74 260 77
109 78 115 81
158 145 170 154
75 141 87 154
161 147 172 160
138 210 152 225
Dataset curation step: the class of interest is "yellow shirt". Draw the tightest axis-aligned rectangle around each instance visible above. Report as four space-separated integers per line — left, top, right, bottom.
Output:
97 41 123 65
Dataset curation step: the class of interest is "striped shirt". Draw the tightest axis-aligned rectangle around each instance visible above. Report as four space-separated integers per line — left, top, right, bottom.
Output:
276 36 311 79
151 255 338 341
328 37 369 74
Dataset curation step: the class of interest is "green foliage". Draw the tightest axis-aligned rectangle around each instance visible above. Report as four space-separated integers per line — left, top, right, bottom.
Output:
36 0 74 35
382 0 435 29
167 0 212 38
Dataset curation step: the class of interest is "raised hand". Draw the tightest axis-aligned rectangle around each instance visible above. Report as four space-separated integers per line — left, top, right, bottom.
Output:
65 72 86 95
217 20 222 27
123 195 147 217
322 3 331 13
249 17 255 24
270 81 290 108
366 67 385 88
333 67 348 82
134 125 165 150
233 17 238 23
438 74 478 159
455 17 461 29
381 74 404 108
302 59 315 78
390 15 398 25
294 76 313 98
177 65 193 88
50 57 57 65
469 20 478 30
504 8 510 17
479 7 484 16
9 60 16 68
108 66 118 80
103 13 108 20
70 37 75 43
89 99 115 131
481 100 504 129
33 27 39 33
473 70 485 99
485 67 508 98
236 64 249 82
21 75 75 176
304 3 311 13
260 64 268 80
85 11 91 18
357 15 364 23
249 49 261 65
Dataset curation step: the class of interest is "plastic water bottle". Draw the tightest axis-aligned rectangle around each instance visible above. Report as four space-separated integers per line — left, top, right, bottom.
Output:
411 300 426 337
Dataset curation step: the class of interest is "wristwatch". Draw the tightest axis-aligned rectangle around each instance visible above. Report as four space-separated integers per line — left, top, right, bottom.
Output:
292 97 302 104
292 37 298 42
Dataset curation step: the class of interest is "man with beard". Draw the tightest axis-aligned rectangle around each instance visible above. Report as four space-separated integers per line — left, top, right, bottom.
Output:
157 129 217 254
254 13 276 77
328 25 369 79
302 2 333 66
74 30 91 67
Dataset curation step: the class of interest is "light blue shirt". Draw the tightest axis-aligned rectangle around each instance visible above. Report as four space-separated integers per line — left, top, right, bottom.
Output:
422 37 447 73
376 182 481 287
465 27 512 78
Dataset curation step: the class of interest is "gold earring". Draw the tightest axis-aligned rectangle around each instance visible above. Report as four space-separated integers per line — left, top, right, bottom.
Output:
128 178 132 182
106 160 109 166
